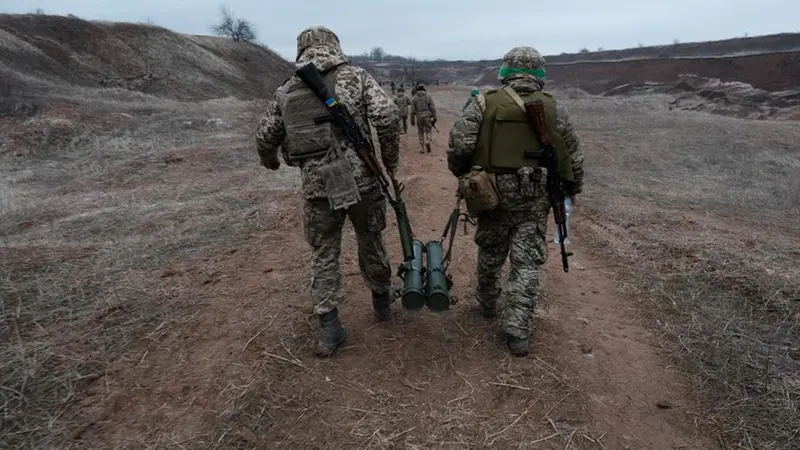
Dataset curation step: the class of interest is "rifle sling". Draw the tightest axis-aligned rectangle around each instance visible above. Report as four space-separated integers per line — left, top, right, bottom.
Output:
502 86 527 112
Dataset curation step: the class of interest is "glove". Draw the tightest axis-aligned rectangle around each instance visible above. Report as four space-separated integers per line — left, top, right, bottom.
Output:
410 116 416 126
386 167 397 180
262 157 280 171
432 117 437 127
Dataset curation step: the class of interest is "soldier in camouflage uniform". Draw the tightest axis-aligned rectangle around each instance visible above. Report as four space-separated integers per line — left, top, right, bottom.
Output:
462 86 480 110
394 87 411 134
410 84 437 153
447 46 584 356
256 26 400 357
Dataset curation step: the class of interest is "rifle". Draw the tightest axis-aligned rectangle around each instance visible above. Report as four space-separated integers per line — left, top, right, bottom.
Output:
523 100 573 272
295 63 415 263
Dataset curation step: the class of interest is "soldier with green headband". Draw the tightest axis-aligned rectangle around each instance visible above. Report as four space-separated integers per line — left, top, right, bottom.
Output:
447 46 585 356
463 86 480 110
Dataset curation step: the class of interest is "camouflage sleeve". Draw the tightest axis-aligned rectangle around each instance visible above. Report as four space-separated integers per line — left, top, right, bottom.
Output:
555 103 584 195
255 99 286 165
447 95 484 177
361 69 400 171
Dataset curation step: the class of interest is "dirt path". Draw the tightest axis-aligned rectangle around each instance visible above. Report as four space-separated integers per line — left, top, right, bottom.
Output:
80 90 716 449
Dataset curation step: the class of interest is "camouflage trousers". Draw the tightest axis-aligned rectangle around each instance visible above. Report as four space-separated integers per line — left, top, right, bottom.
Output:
400 114 408 134
417 117 433 147
474 207 549 338
303 187 392 315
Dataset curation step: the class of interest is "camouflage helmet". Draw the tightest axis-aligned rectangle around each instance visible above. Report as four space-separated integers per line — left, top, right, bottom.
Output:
498 46 547 80
415 84 425 92
296 26 341 61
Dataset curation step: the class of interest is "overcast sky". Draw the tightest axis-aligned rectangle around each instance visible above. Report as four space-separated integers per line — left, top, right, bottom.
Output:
2 0 798 60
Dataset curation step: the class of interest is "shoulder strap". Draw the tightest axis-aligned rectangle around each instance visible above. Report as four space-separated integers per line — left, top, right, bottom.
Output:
502 86 526 113
321 65 344 96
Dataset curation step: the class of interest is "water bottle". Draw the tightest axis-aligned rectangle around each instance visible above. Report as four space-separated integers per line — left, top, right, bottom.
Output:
553 197 573 245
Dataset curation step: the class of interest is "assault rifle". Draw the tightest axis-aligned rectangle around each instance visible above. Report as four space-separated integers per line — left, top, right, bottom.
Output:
523 100 573 272
295 63 415 262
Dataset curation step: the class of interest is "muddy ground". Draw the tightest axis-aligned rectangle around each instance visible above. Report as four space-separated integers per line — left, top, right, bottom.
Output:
2 86 797 449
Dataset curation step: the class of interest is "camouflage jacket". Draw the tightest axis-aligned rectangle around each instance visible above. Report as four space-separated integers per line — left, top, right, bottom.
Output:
447 76 584 211
410 90 436 119
256 45 400 200
394 94 410 116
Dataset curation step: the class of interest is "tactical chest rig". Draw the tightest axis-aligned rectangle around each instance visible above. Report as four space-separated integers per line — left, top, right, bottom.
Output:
464 86 575 271
280 66 362 210
474 87 573 178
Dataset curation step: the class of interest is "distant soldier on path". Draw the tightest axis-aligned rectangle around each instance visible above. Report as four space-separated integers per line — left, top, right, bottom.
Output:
410 84 437 153
394 87 411 134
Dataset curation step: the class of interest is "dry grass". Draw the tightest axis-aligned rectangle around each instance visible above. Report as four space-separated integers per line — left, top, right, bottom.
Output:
555 88 800 449
1 14 614 449
3 46 796 446
0 13 293 101
0 91 301 448
0 84 607 449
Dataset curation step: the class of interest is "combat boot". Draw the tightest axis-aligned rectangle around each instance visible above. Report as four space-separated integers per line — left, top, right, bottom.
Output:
479 302 497 318
372 288 392 322
477 289 499 319
425 143 431 153
315 309 347 357
506 334 530 357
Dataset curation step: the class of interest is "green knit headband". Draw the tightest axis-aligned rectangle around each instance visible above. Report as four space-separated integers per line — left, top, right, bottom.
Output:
498 66 547 79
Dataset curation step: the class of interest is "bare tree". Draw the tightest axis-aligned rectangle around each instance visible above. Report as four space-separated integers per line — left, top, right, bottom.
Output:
369 47 385 62
579 47 589 53
212 6 257 43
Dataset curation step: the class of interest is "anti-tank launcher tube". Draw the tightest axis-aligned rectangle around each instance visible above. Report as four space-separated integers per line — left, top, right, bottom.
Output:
425 240 451 312
400 239 426 310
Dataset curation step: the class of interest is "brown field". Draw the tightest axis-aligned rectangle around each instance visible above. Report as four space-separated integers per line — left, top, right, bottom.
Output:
3 81 798 449
562 88 800 448
2 14 799 450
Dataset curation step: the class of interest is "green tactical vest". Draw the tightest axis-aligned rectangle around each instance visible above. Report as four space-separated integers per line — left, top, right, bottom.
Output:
473 88 574 182
280 67 342 164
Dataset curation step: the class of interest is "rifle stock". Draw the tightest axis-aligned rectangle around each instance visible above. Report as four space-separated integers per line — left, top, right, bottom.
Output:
524 100 572 272
295 63 415 262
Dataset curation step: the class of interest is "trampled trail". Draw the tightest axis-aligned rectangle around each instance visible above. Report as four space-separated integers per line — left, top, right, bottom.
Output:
84 90 717 449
